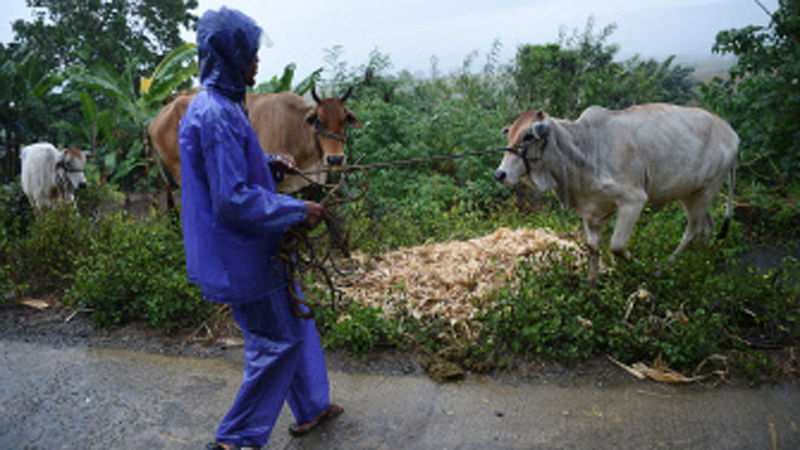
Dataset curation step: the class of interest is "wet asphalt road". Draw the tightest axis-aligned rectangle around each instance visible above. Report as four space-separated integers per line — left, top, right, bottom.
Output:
1 339 799 449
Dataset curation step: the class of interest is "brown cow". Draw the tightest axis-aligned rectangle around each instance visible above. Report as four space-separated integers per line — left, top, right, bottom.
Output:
147 86 362 193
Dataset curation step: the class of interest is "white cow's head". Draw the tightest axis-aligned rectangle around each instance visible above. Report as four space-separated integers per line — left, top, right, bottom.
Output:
494 110 554 190
56 147 88 193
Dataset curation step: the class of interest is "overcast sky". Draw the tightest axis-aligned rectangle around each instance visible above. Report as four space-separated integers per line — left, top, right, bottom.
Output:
1 0 778 82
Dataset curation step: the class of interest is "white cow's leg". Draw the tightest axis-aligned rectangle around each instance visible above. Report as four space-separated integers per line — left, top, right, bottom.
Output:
609 200 646 262
671 191 715 262
583 217 603 282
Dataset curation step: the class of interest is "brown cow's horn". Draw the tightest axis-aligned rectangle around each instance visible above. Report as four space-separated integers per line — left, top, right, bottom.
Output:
311 85 321 104
340 86 353 102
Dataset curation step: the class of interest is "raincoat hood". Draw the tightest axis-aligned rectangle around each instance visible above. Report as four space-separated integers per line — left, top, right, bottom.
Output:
197 7 262 102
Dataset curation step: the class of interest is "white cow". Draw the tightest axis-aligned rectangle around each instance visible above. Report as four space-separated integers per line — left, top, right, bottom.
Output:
494 104 738 281
20 143 88 212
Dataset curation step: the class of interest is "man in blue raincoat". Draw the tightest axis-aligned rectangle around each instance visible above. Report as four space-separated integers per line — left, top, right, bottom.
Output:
178 7 343 449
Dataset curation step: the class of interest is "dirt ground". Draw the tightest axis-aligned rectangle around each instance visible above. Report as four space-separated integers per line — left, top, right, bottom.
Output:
3 296 797 389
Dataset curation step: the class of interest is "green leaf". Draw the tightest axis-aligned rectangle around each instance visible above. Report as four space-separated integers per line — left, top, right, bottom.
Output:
293 68 324 96
79 91 97 125
32 73 65 98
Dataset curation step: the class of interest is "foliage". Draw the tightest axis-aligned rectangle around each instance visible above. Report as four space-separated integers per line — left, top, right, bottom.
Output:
701 0 800 186
474 196 799 374
0 42 68 149
4 206 94 296
0 181 32 301
2 1 198 185
0 180 35 241
323 48 522 252
62 41 198 190
12 0 198 73
318 302 404 356
140 43 199 105
64 211 209 331
252 63 324 96
63 61 154 189
512 18 697 118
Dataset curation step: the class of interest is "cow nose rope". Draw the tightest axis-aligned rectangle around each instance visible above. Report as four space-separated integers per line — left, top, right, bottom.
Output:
314 121 347 142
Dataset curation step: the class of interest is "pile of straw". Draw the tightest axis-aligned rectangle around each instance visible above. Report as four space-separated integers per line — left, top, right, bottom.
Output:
336 227 582 337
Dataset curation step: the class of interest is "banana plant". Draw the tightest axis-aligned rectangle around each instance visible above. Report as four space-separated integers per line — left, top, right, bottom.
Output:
64 62 149 186
63 44 199 187
253 63 323 95
139 42 198 111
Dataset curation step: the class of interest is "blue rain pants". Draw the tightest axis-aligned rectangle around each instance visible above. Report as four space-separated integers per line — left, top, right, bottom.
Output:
215 284 330 447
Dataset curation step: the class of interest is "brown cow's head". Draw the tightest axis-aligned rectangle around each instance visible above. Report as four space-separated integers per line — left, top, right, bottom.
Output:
304 86 362 166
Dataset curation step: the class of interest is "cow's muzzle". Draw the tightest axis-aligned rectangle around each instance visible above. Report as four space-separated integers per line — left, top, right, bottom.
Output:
326 155 345 166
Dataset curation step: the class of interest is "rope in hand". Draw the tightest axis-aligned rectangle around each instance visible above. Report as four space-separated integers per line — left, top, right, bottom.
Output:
279 157 368 319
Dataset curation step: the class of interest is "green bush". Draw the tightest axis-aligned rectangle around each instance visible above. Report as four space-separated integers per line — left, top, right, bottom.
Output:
5 205 93 296
475 200 799 373
0 263 13 304
0 180 34 241
318 302 404 356
64 211 210 331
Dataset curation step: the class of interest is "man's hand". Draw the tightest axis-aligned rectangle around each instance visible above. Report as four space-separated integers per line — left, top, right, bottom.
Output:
304 201 325 229
270 154 297 174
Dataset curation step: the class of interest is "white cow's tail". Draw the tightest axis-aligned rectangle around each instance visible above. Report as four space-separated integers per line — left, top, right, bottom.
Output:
717 165 736 240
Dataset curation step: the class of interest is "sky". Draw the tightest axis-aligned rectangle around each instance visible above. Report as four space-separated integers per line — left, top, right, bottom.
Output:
0 0 779 83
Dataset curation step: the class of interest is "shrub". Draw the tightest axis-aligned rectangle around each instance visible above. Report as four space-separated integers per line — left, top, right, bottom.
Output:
0 180 34 241
475 198 800 373
318 302 404 356
5 205 93 296
64 211 210 331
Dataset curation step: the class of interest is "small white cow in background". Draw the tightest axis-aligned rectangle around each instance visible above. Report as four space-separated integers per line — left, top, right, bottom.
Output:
20 142 88 212
494 104 738 281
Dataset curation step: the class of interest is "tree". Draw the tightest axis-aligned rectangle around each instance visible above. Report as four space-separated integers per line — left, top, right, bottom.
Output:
701 0 800 186
12 0 198 73
0 42 66 161
512 18 697 118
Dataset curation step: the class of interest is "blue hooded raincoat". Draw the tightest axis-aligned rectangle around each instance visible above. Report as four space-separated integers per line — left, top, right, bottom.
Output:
179 7 331 447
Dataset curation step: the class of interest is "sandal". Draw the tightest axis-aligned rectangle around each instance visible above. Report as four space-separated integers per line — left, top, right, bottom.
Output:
288 404 344 437
204 443 261 450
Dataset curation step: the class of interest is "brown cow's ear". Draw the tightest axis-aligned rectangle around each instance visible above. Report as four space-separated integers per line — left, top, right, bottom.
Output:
501 126 510 136
304 110 318 126
345 109 362 129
